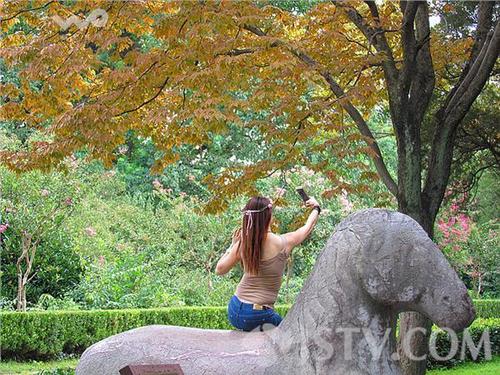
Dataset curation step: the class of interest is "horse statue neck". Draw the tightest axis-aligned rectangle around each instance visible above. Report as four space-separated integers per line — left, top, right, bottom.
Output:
268 229 400 374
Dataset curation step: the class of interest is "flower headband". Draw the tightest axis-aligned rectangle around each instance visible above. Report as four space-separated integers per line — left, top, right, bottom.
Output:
241 203 273 232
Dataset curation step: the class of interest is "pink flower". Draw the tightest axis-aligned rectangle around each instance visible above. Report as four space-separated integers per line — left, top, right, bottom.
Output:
85 227 97 237
0 224 9 234
152 179 163 189
179 191 187 197
188 174 196 181
41 189 50 197
64 197 73 206
98 255 105 266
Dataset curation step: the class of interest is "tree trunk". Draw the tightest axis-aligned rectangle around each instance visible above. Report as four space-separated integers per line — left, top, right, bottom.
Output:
16 266 24 311
396 181 438 374
16 231 35 312
398 312 433 374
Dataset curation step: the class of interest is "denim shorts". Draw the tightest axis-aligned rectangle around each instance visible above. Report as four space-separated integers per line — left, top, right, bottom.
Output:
227 295 283 332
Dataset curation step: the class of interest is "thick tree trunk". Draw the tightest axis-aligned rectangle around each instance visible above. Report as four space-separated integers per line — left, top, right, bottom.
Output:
398 312 433 374
397 207 434 375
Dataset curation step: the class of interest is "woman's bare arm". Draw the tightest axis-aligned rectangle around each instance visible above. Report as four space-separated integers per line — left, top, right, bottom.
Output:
283 198 320 255
215 229 242 276
215 241 241 275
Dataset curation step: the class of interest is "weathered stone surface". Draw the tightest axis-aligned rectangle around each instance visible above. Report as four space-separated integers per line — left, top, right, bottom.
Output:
76 209 475 375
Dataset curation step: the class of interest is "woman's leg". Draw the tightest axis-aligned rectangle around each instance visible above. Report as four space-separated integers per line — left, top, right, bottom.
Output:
239 309 283 332
261 309 283 328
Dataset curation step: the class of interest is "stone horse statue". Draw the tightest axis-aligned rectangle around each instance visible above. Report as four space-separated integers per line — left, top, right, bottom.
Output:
76 209 475 375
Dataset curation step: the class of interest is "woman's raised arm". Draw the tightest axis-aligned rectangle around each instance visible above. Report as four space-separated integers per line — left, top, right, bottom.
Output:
282 197 320 255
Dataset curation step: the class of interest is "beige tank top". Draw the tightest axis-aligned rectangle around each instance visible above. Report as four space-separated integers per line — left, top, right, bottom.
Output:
235 235 289 307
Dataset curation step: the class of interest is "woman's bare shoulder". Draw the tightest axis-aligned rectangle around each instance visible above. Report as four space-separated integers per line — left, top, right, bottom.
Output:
261 232 284 257
266 232 283 243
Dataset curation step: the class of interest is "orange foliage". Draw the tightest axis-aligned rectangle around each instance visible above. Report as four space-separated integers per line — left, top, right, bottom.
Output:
0 0 468 205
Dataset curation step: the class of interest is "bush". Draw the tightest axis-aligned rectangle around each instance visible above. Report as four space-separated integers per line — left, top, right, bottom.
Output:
428 318 500 369
0 167 83 308
474 299 500 320
0 306 233 360
1 306 498 361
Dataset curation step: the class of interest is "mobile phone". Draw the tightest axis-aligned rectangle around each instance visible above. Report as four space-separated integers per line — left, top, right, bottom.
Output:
296 187 310 203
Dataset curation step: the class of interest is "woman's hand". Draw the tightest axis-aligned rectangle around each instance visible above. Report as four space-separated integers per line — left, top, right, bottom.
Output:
305 197 320 208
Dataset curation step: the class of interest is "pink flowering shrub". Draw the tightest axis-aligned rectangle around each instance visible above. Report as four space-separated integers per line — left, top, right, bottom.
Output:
436 191 472 251
0 223 9 234
436 190 499 297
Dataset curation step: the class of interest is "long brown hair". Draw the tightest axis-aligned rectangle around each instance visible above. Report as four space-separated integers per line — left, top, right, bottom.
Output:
238 196 272 276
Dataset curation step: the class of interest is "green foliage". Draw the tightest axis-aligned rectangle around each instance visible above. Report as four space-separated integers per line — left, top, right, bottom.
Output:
428 318 500 369
0 167 83 306
34 294 82 311
442 220 499 299
473 300 500 321
473 171 500 226
0 307 233 360
1 307 498 361
63 192 243 309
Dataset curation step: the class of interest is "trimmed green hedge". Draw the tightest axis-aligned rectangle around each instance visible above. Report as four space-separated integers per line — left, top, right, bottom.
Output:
474 299 500 320
428 318 500 369
1 306 233 360
0 301 498 361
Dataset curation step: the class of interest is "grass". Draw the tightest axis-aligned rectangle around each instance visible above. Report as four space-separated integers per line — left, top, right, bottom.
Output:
428 356 500 375
0 358 77 374
0 356 498 374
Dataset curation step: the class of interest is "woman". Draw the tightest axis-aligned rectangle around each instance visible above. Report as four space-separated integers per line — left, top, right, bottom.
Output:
215 195 321 332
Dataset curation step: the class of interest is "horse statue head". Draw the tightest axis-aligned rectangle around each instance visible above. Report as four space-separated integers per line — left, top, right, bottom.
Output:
270 209 475 374
354 209 475 331
76 209 475 375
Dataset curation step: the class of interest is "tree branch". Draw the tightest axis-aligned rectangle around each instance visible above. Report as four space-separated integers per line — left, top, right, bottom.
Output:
113 77 170 117
423 20 499 221
242 22 398 197
443 24 499 124
0 0 56 22
408 1 435 128
437 2 495 121
335 1 399 83
322 71 398 196
398 1 419 100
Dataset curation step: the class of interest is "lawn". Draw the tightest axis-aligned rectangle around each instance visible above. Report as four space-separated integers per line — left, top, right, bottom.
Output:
428 356 500 375
0 358 77 375
0 357 498 374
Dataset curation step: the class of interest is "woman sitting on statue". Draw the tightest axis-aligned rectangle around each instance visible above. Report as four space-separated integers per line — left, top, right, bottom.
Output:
215 195 320 332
